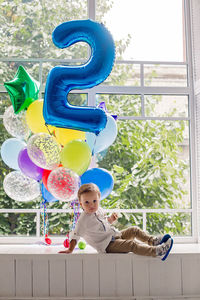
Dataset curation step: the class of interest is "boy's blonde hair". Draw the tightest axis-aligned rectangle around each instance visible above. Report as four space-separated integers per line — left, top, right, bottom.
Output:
78 183 100 202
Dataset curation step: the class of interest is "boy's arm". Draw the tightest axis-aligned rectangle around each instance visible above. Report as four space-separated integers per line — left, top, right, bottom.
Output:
59 239 77 254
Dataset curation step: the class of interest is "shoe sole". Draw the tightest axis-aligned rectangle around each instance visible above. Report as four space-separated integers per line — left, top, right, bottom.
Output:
161 238 173 261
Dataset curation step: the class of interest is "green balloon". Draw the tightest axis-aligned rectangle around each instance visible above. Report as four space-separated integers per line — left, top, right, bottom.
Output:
78 241 86 250
17 97 35 113
4 66 40 114
60 140 91 175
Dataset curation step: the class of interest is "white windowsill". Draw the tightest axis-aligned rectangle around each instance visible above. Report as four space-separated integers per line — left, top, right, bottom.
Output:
0 243 199 256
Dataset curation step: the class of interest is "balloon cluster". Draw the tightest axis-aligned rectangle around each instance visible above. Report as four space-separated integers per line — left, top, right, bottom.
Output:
1 19 117 246
2 67 82 204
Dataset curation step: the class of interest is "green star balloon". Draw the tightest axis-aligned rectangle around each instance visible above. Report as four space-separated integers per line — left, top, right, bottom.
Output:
4 65 40 114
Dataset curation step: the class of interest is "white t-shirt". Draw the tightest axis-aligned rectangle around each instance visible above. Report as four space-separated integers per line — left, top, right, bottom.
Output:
69 208 121 253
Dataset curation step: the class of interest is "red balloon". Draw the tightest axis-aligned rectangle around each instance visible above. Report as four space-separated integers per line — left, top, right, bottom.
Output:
42 169 51 190
45 234 52 245
63 238 70 248
42 164 63 190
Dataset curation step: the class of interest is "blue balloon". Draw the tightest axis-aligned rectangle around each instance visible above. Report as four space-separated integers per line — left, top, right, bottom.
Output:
86 114 117 154
81 168 114 200
41 183 58 203
43 19 115 135
1 138 26 170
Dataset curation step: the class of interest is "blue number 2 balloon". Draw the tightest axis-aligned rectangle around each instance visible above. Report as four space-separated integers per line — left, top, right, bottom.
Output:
43 19 115 135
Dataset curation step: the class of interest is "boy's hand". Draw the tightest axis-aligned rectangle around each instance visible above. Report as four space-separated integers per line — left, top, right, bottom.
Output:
58 239 76 254
108 212 118 224
59 249 73 254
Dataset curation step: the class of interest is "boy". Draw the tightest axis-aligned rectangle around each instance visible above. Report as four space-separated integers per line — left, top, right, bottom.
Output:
59 183 173 260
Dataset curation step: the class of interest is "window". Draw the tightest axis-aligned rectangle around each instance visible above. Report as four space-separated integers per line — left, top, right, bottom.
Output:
0 0 197 243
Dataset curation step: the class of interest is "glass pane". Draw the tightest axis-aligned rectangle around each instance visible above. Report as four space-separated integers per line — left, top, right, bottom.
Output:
42 59 88 85
96 0 185 61
68 93 88 106
145 95 188 117
41 213 72 236
144 64 187 87
146 213 192 236
0 1 87 59
0 213 36 236
96 94 141 117
104 213 143 231
98 120 190 210
104 63 140 86
0 61 40 86
0 93 11 115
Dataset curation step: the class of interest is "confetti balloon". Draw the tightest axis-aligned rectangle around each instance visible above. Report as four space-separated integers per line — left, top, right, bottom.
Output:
27 133 61 170
3 171 40 202
47 167 80 201
3 106 30 140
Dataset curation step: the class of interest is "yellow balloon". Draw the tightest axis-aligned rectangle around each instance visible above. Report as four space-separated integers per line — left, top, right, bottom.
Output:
60 140 91 175
54 127 85 145
26 99 54 134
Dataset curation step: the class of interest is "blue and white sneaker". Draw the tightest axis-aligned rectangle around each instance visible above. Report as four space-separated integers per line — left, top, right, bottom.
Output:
156 238 173 261
153 234 171 246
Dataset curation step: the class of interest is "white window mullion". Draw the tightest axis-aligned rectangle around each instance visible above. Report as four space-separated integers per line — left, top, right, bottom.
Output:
38 61 43 99
186 0 199 242
141 95 145 118
88 0 96 20
143 212 146 231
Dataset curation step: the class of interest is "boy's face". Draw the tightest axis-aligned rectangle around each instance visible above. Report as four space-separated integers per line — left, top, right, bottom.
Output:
80 191 100 214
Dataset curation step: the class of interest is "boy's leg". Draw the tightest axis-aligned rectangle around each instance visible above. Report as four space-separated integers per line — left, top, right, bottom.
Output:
106 238 157 257
120 226 154 245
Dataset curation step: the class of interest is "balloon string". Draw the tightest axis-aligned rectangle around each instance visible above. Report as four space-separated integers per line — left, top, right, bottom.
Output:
40 196 49 238
43 202 46 235
92 134 97 156
43 201 49 236
70 198 80 232
40 183 46 237
45 123 52 136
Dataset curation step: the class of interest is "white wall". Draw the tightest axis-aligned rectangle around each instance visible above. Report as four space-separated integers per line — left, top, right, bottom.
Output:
0 251 200 299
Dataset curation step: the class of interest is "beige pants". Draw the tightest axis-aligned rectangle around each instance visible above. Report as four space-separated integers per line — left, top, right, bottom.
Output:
106 226 157 257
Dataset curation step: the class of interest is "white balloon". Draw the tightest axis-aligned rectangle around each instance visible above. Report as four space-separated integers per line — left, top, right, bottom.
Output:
3 106 30 140
86 114 117 154
3 171 41 202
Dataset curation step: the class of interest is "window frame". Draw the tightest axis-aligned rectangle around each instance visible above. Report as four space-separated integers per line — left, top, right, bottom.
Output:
0 0 197 244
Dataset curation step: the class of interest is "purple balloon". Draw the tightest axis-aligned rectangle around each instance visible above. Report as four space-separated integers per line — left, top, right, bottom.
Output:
18 148 44 181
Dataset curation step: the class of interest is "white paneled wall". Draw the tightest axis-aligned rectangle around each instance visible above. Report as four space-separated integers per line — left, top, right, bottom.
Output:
0 252 200 299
